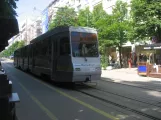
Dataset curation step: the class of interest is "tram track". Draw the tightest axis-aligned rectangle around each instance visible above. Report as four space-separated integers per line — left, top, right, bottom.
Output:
101 79 161 93
83 83 161 107
74 84 161 120
4 61 161 120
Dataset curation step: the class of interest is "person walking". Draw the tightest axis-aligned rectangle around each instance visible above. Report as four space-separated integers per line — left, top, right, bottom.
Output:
128 57 132 69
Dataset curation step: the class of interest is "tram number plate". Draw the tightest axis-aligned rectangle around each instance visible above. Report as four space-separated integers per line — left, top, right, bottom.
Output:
90 68 95 71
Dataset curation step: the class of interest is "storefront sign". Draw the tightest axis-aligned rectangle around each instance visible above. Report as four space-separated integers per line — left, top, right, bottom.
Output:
154 46 161 49
144 47 151 50
144 46 161 50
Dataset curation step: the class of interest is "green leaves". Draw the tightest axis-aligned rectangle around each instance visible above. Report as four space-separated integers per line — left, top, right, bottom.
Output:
95 1 130 48
0 0 18 18
0 40 25 57
77 7 93 27
49 6 77 30
131 0 161 42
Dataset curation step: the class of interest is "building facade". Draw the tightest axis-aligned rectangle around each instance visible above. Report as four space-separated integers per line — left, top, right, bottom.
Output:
8 17 42 46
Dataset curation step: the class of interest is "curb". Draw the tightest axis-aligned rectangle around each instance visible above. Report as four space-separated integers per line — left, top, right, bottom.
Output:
101 77 161 92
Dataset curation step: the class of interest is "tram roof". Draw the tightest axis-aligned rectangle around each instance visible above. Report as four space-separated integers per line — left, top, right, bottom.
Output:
30 26 97 44
30 26 69 44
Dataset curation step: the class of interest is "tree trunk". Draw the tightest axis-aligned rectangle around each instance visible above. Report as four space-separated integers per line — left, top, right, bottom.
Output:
119 46 122 68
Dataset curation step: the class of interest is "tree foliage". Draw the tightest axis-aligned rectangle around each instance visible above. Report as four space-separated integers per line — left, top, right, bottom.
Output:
92 4 107 26
131 0 161 42
77 7 93 27
111 1 130 67
49 6 77 30
93 5 113 53
0 40 25 57
95 2 130 50
111 1 129 45
93 1 130 67
0 0 18 18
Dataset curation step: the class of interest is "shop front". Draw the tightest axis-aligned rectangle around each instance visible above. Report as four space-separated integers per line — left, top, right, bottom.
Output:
105 46 132 68
121 46 132 68
136 43 161 78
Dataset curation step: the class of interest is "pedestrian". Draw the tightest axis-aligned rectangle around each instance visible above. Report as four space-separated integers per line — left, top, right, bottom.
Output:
128 57 132 69
134 53 137 67
139 54 142 62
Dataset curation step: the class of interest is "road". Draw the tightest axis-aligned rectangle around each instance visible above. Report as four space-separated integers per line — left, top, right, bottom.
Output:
2 59 161 120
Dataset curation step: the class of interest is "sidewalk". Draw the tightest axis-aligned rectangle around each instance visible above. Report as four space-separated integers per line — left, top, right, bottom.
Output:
101 68 161 90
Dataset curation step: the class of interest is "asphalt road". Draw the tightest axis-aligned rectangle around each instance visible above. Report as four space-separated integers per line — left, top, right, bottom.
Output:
2 60 161 120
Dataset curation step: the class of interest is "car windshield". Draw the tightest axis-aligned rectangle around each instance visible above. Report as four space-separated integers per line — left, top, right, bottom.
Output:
71 32 99 57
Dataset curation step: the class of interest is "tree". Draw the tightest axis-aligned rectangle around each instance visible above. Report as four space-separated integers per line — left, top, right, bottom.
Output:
92 4 111 68
49 6 77 30
131 0 161 42
0 41 25 57
110 1 130 67
17 40 25 48
77 7 93 27
0 0 18 18
95 1 130 68
92 4 108 27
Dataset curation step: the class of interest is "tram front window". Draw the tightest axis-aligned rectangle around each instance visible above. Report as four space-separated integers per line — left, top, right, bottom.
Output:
71 32 99 57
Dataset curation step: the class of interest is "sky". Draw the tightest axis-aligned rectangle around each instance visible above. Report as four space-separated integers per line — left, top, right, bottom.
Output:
16 0 54 27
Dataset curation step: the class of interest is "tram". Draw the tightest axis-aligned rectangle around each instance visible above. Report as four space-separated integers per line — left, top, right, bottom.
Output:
14 26 101 83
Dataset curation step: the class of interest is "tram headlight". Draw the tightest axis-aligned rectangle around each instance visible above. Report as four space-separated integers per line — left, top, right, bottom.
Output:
75 68 81 71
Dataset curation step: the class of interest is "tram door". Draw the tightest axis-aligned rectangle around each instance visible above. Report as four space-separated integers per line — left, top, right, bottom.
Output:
51 36 58 80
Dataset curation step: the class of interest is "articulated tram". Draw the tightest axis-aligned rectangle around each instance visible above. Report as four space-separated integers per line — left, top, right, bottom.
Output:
14 26 101 83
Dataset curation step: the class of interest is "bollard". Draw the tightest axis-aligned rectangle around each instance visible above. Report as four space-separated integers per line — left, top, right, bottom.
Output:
8 81 12 94
0 72 9 120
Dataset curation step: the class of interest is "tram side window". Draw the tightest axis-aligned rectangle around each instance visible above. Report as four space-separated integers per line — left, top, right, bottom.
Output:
59 37 70 56
28 46 32 57
21 49 23 58
24 47 27 58
34 43 40 57
41 40 48 56
14 51 17 58
48 40 52 55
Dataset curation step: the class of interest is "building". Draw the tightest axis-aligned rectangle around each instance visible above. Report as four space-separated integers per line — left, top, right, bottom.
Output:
25 18 42 44
7 16 42 47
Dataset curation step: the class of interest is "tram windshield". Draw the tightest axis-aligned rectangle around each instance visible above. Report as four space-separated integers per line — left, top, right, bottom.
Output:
71 32 99 57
